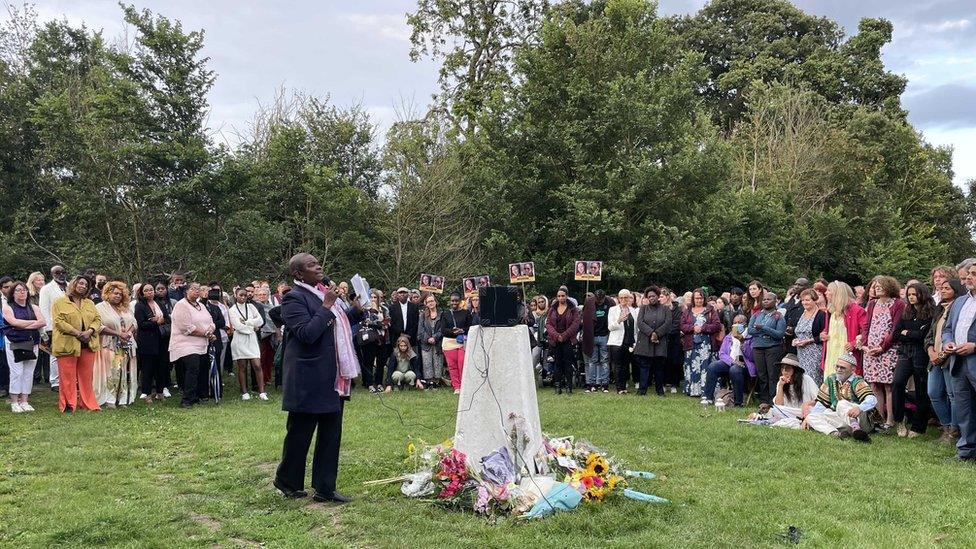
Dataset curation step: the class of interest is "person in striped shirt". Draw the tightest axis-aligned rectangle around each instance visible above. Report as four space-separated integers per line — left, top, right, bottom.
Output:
802 353 876 442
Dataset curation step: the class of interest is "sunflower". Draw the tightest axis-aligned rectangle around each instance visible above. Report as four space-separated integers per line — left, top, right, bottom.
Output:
586 454 609 476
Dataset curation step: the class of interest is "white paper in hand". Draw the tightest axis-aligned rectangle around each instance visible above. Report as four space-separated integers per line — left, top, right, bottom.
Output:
351 274 371 307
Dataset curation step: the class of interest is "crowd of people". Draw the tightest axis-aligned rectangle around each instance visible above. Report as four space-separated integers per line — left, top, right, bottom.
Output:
4 259 976 462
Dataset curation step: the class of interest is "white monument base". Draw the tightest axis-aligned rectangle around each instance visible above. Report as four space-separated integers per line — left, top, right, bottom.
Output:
453 325 545 475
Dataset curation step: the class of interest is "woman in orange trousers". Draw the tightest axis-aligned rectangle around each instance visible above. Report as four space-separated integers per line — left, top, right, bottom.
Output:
51 276 103 412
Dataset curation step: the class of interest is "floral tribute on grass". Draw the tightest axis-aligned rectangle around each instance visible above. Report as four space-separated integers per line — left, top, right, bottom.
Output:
386 433 665 519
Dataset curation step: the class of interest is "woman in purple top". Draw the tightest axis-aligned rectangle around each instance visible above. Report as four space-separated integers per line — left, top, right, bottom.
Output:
545 286 580 395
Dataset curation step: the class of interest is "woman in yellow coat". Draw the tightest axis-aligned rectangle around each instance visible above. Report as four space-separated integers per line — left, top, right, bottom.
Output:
51 276 103 412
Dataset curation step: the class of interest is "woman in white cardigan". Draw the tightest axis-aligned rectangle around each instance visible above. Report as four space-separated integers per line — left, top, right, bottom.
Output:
230 287 267 401
608 289 640 394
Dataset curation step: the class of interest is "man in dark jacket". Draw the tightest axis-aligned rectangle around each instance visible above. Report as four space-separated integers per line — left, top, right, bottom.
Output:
274 253 363 503
389 286 420 348
783 278 810 352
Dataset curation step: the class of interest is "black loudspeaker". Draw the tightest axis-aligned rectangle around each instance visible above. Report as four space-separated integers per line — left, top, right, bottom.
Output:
479 285 520 327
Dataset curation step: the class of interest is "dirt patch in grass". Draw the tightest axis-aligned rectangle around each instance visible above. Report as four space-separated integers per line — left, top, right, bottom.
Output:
189 511 221 532
255 462 277 475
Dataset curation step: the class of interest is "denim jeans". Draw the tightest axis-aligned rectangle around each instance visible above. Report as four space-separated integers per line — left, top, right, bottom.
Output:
586 336 609 386
929 365 956 427
703 360 746 405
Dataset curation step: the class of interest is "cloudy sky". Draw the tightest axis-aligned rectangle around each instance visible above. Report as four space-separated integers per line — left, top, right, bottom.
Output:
21 0 976 186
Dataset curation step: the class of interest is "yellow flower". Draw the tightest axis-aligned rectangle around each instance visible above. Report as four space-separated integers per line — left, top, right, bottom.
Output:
442 439 453 450
585 455 609 476
407 442 416 455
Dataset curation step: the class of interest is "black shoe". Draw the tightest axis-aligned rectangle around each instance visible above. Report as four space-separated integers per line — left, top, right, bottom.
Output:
51 385 59 392
312 491 353 504
835 430 851 440
274 479 308 499
556 385 562 395
948 455 976 463
180 402 193 409
852 429 871 443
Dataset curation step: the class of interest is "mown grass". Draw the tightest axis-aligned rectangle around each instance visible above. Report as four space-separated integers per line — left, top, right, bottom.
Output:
1 381 974 548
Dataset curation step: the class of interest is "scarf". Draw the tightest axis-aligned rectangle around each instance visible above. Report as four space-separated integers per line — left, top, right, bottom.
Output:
295 280 361 396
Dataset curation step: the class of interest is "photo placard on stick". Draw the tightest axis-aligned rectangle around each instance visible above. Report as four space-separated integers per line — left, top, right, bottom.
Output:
419 273 445 294
574 260 602 282
509 261 536 284
463 275 492 298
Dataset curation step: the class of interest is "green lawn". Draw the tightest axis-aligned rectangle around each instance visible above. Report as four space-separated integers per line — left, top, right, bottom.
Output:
1 381 974 548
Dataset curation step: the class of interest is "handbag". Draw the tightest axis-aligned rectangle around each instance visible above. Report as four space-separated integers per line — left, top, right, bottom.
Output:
11 340 37 363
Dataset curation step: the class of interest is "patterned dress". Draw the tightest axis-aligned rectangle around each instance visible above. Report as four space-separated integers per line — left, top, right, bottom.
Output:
683 311 712 397
863 300 897 384
795 313 823 386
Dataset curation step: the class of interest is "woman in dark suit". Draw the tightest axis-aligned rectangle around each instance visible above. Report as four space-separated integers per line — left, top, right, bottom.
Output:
153 280 174 397
135 281 168 401
633 286 673 396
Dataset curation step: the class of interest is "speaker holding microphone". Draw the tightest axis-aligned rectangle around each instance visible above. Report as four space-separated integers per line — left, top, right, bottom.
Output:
478 285 521 327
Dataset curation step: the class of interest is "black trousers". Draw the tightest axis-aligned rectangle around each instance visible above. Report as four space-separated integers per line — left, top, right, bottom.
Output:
753 345 785 405
636 355 666 395
892 345 930 433
276 406 344 495
35 350 51 384
0 349 8 391
608 345 633 391
138 353 168 394
552 342 575 390
178 354 202 405
359 343 384 387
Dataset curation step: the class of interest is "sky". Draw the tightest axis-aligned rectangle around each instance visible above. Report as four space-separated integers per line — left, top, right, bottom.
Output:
18 0 976 186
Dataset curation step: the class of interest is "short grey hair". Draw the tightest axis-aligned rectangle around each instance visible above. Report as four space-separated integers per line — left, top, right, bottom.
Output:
956 258 976 272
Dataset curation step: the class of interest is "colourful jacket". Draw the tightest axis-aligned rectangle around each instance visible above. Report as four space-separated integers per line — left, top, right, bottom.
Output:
51 295 103 357
816 374 873 411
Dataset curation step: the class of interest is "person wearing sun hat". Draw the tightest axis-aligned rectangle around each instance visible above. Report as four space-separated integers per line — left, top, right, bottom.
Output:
803 352 875 441
768 353 819 428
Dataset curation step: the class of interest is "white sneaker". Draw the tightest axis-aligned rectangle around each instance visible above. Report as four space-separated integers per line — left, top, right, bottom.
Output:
670 387 677 394
139 393 148 400
258 392 268 401
21 403 34 412
162 388 172 398
454 389 460 395
241 392 251 401
11 402 23 413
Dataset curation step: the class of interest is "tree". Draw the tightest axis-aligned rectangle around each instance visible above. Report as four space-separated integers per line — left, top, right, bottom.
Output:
677 0 906 129
408 0 548 136
377 114 482 290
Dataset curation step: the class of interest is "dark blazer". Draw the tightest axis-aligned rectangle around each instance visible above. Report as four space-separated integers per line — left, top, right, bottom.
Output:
134 300 164 356
942 294 976 375
634 303 673 358
389 300 420 345
281 285 340 414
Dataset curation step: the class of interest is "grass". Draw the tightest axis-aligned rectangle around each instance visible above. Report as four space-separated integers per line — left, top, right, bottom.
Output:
1 379 975 548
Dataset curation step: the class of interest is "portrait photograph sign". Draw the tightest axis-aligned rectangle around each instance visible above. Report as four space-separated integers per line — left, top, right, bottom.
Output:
509 261 536 284
574 260 602 282
419 273 445 294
